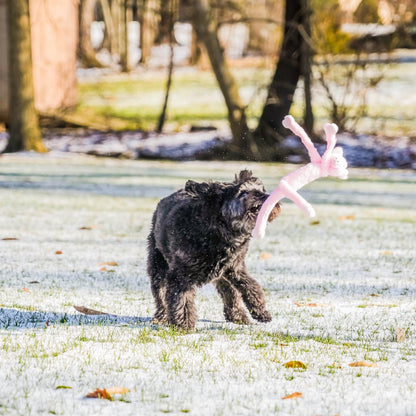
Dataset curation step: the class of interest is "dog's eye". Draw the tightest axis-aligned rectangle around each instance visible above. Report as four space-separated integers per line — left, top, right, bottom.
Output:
239 190 248 198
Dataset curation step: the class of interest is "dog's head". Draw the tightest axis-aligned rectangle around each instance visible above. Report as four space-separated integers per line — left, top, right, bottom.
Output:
185 170 280 236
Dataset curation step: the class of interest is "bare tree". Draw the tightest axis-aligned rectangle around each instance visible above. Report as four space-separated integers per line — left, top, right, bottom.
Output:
192 0 260 159
254 0 304 145
156 0 178 133
139 0 159 64
192 0 309 160
4 0 46 153
79 0 104 68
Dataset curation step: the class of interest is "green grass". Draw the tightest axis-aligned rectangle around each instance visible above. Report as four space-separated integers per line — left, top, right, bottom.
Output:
67 62 416 136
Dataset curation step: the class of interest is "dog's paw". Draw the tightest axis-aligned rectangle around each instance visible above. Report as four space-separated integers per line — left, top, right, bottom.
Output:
227 315 252 325
224 308 251 325
152 315 168 325
252 310 272 323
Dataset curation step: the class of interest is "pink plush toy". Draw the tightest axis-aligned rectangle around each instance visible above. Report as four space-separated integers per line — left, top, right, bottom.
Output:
252 115 348 239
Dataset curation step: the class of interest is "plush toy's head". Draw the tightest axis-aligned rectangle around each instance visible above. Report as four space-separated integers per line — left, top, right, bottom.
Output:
321 123 348 180
326 147 348 179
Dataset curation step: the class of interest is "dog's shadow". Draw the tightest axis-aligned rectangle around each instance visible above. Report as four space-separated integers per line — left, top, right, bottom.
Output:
0 307 227 331
0 307 151 330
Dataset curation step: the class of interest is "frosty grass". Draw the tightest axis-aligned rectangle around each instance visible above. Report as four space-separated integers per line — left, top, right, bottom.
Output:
0 153 415 416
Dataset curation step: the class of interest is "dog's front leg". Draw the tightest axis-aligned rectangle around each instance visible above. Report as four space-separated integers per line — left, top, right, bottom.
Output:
215 278 251 324
229 269 272 323
165 273 197 330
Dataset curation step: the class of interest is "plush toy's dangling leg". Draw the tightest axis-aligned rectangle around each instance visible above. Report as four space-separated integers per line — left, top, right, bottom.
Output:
278 180 316 218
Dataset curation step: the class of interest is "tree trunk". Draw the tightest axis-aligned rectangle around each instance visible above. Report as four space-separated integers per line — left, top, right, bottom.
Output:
192 0 260 159
139 0 158 64
156 0 177 133
118 0 130 72
5 0 46 153
100 0 115 53
79 0 105 68
254 0 303 144
301 0 314 135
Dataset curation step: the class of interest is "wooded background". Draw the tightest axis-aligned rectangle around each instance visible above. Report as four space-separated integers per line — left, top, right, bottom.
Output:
1 0 415 159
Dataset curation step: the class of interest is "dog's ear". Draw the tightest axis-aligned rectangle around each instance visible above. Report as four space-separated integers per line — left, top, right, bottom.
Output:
185 180 211 197
235 170 253 184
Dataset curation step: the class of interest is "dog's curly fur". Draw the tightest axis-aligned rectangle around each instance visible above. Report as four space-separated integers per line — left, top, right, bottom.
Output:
147 170 280 330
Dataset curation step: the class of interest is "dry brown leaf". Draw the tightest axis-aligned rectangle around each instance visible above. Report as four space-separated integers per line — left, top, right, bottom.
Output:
338 214 355 221
79 226 95 230
2 237 18 241
260 253 271 260
380 251 392 256
55 250 63 255
282 392 303 400
99 267 107 272
73 305 109 316
310 220 320 225
86 387 129 401
86 388 113 400
23 287 30 293
348 361 377 368
396 327 406 343
98 261 118 267
283 360 307 369
295 302 326 307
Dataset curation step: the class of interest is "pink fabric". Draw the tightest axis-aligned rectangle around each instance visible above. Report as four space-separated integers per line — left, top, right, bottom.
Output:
252 115 348 239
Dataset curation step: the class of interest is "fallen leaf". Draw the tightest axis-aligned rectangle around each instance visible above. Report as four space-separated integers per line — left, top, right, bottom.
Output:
86 388 113 400
260 253 271 260
282 392 302 400
338 214 355 221
380 251 392 256
396 327 406 343
29 280 40 284
295 302 326 307
23 287 30 293
55 250 63 255
79 226 95 230
310 220 320 225
86 387 130 401
98 261 118 267
370 293 380 297
73 305 109 315
99 267 107 272
283 360 307 369
2 237 18 241
348 361 377 368
56 385 72 390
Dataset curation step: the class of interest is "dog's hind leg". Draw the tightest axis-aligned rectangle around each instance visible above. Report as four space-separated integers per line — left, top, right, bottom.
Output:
214 278 251 324
165 274 197 330
147 233 169 324
228 270 272 323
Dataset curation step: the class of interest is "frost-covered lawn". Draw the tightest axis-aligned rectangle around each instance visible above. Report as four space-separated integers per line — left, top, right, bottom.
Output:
0 153 415 416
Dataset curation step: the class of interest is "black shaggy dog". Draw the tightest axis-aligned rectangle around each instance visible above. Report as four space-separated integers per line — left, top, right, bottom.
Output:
147 170 280 330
